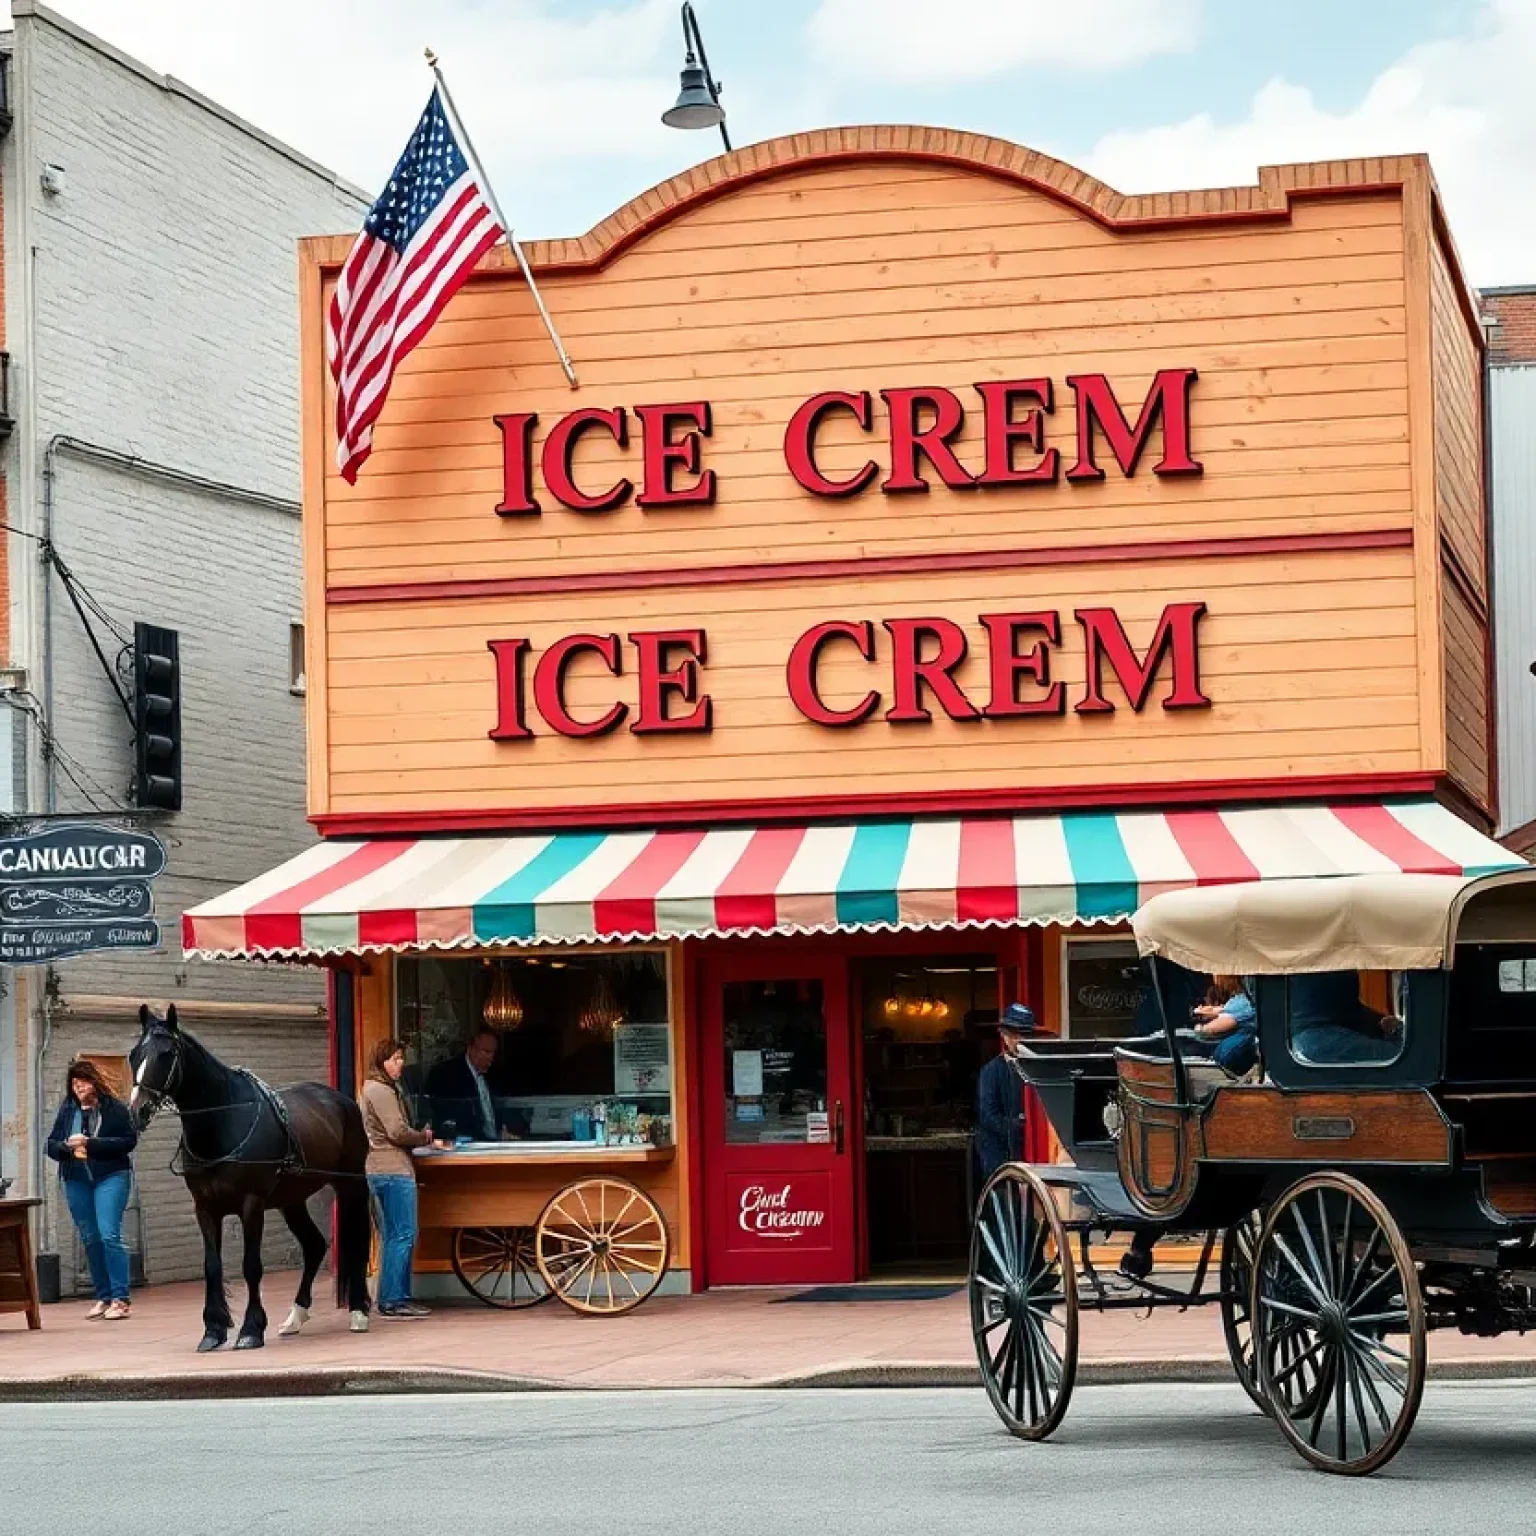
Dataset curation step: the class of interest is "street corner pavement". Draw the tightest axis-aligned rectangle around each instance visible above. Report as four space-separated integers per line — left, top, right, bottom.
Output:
5 1270 1536 1400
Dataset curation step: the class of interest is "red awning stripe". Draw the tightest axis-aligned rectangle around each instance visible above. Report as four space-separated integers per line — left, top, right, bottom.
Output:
1166 810 1262 885
244 840 417 953
1331 804 1462 877
956 815 1018 923
714 826 808 932
592 829 709 936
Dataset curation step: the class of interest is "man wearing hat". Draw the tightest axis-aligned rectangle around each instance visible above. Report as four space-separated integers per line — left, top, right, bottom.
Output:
975 1003 1038 1180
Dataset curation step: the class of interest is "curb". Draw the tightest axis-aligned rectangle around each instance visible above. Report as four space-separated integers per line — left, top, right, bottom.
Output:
3 1358 1535 1402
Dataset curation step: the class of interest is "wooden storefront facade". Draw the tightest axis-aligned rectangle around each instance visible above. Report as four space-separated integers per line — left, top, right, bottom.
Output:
189 128 1496 1291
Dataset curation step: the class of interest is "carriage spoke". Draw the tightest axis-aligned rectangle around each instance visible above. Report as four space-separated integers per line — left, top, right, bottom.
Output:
1343 1228 1383 1307
978 1219 1012 1285
1271 1336 1326 1390
1334 1339 1349 1462
1349 1330 1411 1366
1350 1309 1409 1328
1268 1233 1331 1310
1287 1206 1333 1305
1315 1190 1338 1295
1261 1295 1323 1325
1346 1337 1395 1434
1306 1347 1337 1449
1349 1262 1402 1313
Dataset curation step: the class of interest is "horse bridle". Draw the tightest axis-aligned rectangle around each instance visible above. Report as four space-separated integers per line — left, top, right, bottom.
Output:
132 1029 185 1125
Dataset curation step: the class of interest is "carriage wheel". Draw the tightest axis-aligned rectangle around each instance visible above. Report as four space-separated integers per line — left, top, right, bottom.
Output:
969 1165 1079 1441
534 1177 670 1316
1252 1173 1425 1475
450 1226 552 1310
1220 1212 1267 1412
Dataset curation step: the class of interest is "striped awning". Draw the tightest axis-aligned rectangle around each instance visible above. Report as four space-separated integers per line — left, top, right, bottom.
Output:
181 800 1524 961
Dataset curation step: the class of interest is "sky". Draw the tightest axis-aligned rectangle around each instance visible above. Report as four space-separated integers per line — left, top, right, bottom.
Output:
10 0 1536 284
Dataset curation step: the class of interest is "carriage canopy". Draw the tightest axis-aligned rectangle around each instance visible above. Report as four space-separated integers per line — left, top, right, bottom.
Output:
1133 865 1536 976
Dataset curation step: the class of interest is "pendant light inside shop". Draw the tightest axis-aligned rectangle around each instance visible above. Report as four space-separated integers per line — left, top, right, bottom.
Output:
482 961 524 1029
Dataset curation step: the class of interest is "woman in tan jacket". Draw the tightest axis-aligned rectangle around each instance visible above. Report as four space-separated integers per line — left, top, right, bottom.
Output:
362 1038 434 1319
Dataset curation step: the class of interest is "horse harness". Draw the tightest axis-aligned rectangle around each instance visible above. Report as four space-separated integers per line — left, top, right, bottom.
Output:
150 1045 304 1183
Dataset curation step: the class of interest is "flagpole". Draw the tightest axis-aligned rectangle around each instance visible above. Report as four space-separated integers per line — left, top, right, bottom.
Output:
426 49 579 389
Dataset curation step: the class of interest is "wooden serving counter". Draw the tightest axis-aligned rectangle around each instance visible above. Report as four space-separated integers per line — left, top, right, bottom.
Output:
412 1142 678 1233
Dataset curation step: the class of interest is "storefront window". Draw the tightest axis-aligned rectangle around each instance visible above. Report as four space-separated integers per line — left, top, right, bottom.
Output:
721 978 829 1145
395 952 673 1145
1063 938 1150 1039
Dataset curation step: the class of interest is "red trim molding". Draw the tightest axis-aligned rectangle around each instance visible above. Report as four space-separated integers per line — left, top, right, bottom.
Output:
328 527 1414 608
312 771 1445 839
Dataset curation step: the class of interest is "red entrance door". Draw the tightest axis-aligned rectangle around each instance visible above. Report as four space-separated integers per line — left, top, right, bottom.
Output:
702 955 856 1286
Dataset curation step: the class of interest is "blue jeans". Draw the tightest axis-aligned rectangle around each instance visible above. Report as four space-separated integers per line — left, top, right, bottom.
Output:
368 1174 418 1309
63 1171 132 1303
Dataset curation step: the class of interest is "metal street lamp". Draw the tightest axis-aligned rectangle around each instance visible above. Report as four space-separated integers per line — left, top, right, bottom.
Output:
661 2 731 152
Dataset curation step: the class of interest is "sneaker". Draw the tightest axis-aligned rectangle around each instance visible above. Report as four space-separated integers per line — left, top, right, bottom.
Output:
378 1304 426 1320
103 1300 131 1321
398 1302 432 1318
85 1301 109 1321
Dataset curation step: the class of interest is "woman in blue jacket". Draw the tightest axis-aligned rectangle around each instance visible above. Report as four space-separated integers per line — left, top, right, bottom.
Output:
46 1058 138 1320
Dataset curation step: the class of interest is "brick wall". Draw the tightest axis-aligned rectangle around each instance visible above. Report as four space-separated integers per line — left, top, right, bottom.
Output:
5 9 369 1279
1483 287 1536 365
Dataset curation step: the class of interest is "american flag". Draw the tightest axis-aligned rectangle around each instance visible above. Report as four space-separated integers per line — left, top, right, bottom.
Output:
326 88 503 484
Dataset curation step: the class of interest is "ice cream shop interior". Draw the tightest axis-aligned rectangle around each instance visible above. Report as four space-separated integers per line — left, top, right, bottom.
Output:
185 127 1513 1295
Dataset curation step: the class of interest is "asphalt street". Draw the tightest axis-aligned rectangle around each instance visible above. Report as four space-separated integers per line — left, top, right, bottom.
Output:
3 1382 1534 1535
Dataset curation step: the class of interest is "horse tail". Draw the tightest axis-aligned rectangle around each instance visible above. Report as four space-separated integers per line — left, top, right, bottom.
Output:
333 1096 373 1312
334 1176 373 1311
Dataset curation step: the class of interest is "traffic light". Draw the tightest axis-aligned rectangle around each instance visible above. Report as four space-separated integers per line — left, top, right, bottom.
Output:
133 622 181 810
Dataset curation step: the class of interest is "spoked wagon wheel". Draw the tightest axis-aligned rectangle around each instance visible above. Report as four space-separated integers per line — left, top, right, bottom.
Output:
1220 1212 1267 1412
969 1165 1079 1441
450 1226 552 1309
534 1177 671 1316
1252 1172 1425 1475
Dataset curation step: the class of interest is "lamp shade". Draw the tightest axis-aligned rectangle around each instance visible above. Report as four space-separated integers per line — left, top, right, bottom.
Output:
662 64 725 130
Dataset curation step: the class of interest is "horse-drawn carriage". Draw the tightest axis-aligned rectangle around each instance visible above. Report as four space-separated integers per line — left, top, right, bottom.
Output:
971 867 1536 1475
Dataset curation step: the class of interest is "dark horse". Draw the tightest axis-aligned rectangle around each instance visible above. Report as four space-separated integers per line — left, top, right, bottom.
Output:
128 1004 372 1351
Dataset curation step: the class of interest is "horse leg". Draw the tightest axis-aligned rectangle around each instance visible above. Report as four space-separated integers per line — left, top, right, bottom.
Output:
234 1196 268 1350
337 1181 373 1331
277 1202 327 1337
195 1205 232 1353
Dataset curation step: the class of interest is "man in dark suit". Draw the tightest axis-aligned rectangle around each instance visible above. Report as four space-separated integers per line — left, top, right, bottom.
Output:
975 1002 1038 1180
425 1028 501 1142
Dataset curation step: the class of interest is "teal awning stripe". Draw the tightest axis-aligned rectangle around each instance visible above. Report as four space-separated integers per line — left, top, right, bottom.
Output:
835 820 912 927
1061 813 1138 919
471 833 604 942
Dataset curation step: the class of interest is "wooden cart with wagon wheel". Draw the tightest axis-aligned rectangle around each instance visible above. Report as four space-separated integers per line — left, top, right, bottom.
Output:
971 867 1536 1475
414 1143 673 1316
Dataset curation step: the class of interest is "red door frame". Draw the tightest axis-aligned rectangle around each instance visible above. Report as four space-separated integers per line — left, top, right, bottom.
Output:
687 925 1040 1289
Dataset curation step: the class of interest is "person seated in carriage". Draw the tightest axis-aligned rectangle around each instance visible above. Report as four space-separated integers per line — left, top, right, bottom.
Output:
1288 970 1402 1064
1187 975 1259 1076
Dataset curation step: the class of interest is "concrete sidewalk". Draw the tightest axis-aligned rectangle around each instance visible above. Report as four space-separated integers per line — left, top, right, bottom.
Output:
4 1270 1536 1400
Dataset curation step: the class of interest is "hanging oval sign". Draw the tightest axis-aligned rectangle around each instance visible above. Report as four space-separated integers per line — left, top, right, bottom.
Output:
0 823 167 882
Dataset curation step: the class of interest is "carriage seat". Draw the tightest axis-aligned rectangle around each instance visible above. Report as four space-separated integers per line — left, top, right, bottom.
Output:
1113 1040 1234 1104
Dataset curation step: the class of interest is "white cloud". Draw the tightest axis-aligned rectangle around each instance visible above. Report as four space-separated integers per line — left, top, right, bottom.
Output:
806 0 1200 82
7 0 685 210
1080 0 1536 285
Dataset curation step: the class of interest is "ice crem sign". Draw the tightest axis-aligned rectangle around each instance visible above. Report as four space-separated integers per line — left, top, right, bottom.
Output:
739 1183 828 1240
482 369 1212 745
